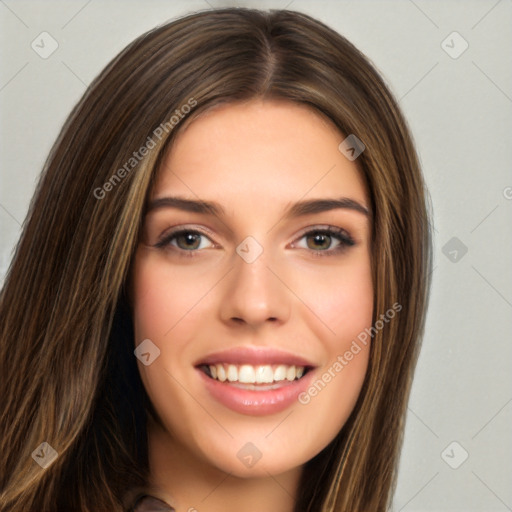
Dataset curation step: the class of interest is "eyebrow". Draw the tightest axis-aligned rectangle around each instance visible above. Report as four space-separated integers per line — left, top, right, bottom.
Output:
146 196 369 218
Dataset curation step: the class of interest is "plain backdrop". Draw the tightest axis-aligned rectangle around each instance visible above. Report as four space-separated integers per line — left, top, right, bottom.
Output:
1 1 511 510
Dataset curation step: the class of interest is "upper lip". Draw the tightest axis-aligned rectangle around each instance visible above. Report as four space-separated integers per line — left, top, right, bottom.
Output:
195 346 316 368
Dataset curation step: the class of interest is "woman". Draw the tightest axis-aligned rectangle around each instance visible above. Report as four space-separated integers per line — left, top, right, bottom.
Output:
0 7 432 512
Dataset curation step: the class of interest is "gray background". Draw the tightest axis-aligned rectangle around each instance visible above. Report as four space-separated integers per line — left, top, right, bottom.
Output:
1 0 511 510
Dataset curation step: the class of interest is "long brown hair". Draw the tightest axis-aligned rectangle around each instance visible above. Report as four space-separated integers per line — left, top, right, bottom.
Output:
0 8 432 511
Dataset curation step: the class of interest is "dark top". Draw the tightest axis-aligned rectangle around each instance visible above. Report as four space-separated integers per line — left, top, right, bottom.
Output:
131 494 175 512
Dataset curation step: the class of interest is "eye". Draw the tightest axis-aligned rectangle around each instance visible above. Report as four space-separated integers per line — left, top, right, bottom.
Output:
154 225 355 258
293 226 355 256
155 228 214 255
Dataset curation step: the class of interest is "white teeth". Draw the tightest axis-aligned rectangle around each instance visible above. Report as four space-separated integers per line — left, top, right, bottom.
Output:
256 365 274 384
227 364 238 382
238 365 256 383
286 365 296 381
274 365 287 381
207 364 306 384
216 365 227 382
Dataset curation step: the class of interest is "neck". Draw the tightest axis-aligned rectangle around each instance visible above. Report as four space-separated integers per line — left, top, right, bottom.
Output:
146 417 301 512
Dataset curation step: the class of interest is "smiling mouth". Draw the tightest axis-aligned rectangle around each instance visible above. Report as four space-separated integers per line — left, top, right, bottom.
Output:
196 353 317 415
198 363 312 390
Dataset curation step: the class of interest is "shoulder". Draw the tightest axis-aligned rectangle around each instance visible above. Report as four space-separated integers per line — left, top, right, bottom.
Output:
130 494 175 512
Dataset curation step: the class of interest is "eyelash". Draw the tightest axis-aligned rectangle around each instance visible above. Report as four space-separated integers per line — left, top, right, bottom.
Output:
154 226 355 258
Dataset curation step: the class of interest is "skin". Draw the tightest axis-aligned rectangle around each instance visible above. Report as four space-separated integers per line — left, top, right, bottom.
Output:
131 99 373 512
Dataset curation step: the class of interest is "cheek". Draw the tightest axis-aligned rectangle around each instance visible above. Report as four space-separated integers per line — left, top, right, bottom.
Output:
321 260 373 384
131 254 209 426
131 249 221 377
130 253 200 401
292 254 374 348
131 252 209 342
289 256 373 443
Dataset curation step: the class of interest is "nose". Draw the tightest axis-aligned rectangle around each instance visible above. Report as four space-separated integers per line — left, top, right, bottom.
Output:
218 244 291 330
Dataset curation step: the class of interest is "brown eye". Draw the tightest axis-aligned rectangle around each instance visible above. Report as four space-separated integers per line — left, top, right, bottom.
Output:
294 227 355 257
155 229 214 253
306 233 333 250
175 232 202 250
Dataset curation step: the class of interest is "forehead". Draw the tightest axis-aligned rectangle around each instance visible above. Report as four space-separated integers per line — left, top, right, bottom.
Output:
153 99 368 207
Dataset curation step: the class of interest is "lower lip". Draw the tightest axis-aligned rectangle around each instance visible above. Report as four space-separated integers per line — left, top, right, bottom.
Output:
197 368 316 416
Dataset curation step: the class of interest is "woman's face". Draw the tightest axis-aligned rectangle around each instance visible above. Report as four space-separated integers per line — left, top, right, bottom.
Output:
132 99 373 478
